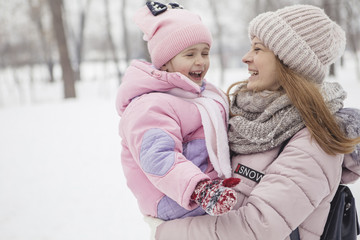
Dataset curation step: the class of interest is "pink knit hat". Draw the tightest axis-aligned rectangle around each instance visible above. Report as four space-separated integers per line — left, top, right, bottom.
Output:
133 2 212 69
249 5 346 83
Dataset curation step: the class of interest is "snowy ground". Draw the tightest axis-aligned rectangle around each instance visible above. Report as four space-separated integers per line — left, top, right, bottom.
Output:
0 59 360 240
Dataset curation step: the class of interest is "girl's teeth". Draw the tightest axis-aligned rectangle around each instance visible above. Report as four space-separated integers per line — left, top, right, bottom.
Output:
190 71 202 77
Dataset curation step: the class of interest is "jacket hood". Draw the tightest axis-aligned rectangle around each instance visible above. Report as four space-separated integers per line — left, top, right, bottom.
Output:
116 60 204 116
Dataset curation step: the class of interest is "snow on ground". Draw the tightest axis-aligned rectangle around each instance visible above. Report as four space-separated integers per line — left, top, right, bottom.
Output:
0 98 150 240
0 58 360 240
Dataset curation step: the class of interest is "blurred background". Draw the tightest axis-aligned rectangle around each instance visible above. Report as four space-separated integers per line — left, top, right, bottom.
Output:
0 0 359 106
0 0 360 240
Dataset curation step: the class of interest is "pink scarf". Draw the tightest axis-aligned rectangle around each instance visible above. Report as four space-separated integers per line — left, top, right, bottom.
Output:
166 83 232 178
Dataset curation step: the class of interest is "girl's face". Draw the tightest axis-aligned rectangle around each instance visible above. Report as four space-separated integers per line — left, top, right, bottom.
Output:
242 37 280 91
161 43 210 86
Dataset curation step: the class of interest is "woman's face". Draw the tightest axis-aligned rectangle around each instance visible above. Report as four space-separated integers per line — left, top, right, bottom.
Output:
242 37 280 91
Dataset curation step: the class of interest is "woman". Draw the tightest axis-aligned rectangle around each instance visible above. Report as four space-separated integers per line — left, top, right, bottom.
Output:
153 4 360 240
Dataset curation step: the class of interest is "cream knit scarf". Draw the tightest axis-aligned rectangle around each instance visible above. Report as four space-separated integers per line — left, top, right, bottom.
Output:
228 82 347 154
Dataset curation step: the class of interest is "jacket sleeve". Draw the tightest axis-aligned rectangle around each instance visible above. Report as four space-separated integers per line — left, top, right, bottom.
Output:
156 129 343 240
120 93 210 210
335 107 360 184
341 153 360 183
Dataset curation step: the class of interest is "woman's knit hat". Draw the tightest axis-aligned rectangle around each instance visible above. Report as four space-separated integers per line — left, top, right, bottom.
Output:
133 2 212 69
249 4 346 83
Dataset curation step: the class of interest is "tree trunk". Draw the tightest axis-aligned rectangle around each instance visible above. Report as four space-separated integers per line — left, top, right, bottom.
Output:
104 0 122 82
28 0 55 83
344 0 360 81
208 0 225 86
120 0 130 67
322 0 337 77
48 0 76 98
74 0 92 81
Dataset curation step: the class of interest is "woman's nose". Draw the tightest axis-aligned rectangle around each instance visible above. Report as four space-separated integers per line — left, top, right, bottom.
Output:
242 51 252 64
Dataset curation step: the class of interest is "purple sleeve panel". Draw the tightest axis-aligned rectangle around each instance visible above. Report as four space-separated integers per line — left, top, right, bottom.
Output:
140 128 175 176
157 195 206 220
183 139 208 172
139 128 210 211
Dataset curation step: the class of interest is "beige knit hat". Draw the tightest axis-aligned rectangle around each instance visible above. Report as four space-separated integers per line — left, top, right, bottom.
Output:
249 4 346 83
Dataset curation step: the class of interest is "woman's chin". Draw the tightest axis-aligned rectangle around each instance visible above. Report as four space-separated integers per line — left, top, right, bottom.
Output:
246 81 256 91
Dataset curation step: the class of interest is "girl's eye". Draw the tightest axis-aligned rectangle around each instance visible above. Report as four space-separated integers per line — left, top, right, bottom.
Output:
254 48 261 51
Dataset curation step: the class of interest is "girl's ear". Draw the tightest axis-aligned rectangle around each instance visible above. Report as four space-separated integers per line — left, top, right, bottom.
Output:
160 64 167 71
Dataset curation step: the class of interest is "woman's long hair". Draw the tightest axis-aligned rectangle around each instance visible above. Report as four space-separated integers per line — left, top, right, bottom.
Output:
227 58 360 155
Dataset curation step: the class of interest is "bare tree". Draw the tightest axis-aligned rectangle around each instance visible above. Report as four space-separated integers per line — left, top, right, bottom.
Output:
139 0 151 62
322 0 338 76
104 0 122 82
28 0 55 83
208 0 226 86
120 0 130 67
66 0 92 81
253 0 285 14
48 0 76 98
344 0 360 80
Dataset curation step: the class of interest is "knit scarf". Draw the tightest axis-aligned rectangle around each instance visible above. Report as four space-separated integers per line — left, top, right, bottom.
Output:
228 82 347 154
166 83 232 178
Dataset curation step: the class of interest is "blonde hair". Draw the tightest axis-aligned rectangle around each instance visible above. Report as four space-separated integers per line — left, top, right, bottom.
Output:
227 58 360 155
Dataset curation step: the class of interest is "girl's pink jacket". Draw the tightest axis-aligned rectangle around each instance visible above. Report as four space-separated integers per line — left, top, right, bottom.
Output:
116 60 227 220
156 128 360 239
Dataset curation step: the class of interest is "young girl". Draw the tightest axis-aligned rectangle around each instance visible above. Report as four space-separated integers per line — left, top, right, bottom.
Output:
155 5 360 240
116 2 239 222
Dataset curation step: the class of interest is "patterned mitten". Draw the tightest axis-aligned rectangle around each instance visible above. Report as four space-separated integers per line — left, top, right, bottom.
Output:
191 178 240 216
